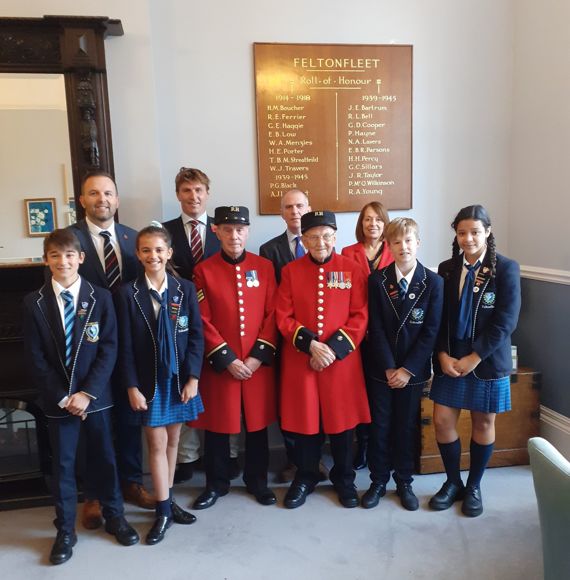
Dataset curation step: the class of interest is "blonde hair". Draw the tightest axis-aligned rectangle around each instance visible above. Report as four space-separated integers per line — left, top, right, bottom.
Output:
384 217 419 243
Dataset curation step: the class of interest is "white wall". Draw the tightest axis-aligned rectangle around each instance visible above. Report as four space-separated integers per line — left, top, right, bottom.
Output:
1 0 516 268
510 0 570 271
0 110 72 258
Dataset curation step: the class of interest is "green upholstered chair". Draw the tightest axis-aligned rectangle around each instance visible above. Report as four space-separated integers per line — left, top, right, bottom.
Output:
528 437 570 580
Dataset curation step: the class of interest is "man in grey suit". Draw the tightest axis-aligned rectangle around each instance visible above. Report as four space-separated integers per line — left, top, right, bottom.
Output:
69 171 154 528
259 189 311 284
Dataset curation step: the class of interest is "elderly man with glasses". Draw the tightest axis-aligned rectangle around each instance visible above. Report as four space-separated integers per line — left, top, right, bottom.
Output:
275 210 370 509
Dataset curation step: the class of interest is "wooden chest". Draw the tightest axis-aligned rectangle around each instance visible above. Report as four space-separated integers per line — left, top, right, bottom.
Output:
418 367 541 474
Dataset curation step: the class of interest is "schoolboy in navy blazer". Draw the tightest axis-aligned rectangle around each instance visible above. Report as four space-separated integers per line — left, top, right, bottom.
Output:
364 218 443 511
116 273 204 401
368 262 444 384
23 229 138 564
433 252 520 380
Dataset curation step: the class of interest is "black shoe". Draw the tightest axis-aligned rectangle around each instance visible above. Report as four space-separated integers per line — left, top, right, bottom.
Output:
192 488 227 510
247 487 277 506
336 485 359 508
171 501 197 524
361 482 387 509
284 483 312 509
429 480 466 511
229 457 242 480
396 483 419 511
462 485 483 517
49 531 77 565
353 443 368 470
104 515 139 546
173 460 198 484
146 516 173 545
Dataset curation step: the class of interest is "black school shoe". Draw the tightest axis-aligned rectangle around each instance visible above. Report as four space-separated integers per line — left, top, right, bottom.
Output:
146 516 173 545
173 459 200 484
171 501 197 524
49 531 77 565
462 485 483 517
105 515 139 546
396 483 419 511
361 482 387 509
429 480 466 511
336 485 359 508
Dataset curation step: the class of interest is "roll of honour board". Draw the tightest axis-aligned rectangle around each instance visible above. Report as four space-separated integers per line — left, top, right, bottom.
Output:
254 43 413 214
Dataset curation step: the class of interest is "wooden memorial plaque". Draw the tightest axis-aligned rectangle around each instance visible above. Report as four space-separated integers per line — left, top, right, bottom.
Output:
254 43 412 214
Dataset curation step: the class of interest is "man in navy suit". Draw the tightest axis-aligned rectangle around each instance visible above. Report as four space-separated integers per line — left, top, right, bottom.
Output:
23 229 139 564
162 167 240 483
365 218 443 511
259 188 311 284
68 171 154 525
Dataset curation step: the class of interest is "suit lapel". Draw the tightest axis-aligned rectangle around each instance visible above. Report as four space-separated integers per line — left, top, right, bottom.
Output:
472 253 492 316
381 264 400 320
278 231 294 262
77 220 108 287
204 216 219 258
72 280 95 355
134 276 158 339
166 273 183 333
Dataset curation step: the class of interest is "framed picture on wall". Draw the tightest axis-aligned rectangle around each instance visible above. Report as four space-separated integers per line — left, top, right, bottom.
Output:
24 198 58 237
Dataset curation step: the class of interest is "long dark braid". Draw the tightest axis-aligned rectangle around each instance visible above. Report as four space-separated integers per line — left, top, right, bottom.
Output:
450 204 496 278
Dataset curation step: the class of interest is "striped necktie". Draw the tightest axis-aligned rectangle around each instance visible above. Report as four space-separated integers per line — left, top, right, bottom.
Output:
294 236 304 259
399 277 408 301
61 290 75 368
189 219 203 263
456 260 481 340
100 230 121 292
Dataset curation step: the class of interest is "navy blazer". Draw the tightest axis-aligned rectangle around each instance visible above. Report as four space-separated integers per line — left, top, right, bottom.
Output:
116 273 204 401
434 252 521 380
68 219 140 288
259 231 293 284
162 215 220 280
23 279 118 418
368 261 444 384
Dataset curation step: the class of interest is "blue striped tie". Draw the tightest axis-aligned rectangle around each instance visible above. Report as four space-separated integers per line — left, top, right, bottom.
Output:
61 290 75 368
399 277 408 301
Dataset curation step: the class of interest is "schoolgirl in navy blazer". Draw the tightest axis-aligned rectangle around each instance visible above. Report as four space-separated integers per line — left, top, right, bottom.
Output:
116 272 204 401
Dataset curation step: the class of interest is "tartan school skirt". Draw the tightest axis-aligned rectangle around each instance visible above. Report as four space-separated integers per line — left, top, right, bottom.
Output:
128 377 204 428
429 373 511 414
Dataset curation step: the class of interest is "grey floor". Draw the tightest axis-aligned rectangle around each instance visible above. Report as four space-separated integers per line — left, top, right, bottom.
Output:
0 464 542 580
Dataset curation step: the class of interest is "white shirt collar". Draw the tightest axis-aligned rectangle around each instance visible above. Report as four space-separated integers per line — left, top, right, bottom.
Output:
463 248 486 269
286 229 302 243
182 211 207 226
145 273 168 295
52 275 82 300
86 216 117 237
395 262 417 285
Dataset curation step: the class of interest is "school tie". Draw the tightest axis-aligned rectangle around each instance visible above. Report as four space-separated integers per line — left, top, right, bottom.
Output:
99 230 121 292
399 277 408 301
294 236 304 259
456 260 481 340
150 289 177 379
61 290 75 368
188 219 203 263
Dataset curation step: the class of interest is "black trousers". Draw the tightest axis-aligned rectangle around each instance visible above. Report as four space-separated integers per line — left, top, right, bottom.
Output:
367 377 423 485
48 409 124 533
204 428 268 494
285 429 355 491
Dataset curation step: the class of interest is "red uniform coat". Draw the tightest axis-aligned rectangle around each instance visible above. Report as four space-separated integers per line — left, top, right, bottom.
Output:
276 252 371 435
190 252 278 434
341 241 394 275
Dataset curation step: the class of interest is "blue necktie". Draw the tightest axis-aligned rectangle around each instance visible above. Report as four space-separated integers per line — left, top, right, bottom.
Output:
61 290 74 368
294 236 304 259
150 289 177 379
456 260 481 340
399 277 408 301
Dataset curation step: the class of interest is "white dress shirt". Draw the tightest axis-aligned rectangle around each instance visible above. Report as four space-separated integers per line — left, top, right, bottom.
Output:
145 274 168 319
85 217 123 273
459 249 486 296
52 276 82 330
286 229 306 258
181 210 207 249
